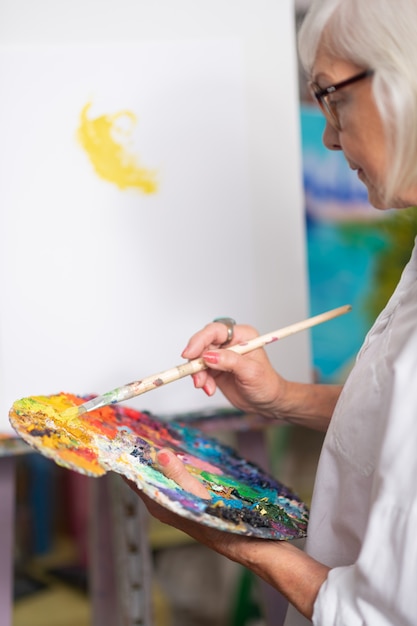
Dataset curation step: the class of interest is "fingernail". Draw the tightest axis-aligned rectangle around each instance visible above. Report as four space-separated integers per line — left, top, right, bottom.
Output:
157 451 170 467
203 384 212 396
203 351 219 364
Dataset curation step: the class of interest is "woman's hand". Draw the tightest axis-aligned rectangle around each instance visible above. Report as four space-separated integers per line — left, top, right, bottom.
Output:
128 448 244 559
181 321 290 419
182 320 343 430
128 448 330 620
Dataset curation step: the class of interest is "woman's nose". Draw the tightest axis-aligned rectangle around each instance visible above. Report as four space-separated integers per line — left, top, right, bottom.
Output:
322 121 342 151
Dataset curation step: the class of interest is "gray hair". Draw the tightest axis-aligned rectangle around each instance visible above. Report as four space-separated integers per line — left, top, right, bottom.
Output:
298 0 417 204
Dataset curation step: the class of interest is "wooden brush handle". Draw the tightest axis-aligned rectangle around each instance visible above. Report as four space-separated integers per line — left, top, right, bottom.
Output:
73 304 351 416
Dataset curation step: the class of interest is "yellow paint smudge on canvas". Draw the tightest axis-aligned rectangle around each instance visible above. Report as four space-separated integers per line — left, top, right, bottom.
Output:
77 102 158 193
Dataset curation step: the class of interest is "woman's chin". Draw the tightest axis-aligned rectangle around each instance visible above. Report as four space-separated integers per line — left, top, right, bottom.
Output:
366 191 390 210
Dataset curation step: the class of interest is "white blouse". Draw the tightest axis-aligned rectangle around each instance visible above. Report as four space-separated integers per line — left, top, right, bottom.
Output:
286 238 417 625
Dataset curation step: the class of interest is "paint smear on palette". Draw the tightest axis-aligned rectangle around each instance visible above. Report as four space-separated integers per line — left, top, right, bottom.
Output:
9 393 309 540
77 102 158 193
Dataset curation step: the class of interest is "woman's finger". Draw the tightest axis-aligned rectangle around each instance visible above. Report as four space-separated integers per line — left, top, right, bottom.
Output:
157 448 211 499
182 322 258 360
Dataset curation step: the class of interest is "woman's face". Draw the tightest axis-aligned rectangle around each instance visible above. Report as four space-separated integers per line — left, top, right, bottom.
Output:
312 44 412 209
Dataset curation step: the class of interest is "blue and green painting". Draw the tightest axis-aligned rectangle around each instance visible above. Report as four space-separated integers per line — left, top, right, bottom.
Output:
300 104 417 383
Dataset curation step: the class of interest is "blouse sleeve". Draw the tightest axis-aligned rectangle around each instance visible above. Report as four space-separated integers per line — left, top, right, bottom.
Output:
312 327 417 626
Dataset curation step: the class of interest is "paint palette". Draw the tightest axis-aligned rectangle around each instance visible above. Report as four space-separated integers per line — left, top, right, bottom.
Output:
9 393 309 540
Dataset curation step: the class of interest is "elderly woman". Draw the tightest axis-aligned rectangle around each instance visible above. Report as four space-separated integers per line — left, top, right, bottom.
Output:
133 0 417 623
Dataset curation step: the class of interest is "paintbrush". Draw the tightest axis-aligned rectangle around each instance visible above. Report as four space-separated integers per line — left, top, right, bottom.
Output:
62 304 351 421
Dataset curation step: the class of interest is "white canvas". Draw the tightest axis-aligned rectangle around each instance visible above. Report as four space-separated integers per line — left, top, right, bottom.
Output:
0 0 310 434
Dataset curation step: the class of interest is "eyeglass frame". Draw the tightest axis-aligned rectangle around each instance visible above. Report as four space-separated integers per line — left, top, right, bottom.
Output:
309 69 374 130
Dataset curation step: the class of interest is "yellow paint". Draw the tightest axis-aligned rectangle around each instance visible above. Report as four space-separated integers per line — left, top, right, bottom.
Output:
13 395 91 445
77 102 158 193
10 394 104 476
57 448 105 476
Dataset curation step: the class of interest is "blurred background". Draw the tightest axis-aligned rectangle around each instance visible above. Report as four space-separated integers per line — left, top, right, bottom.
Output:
4 0 417 625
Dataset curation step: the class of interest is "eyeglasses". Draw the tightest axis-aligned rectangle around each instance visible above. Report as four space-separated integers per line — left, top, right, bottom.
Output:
309 69 374 131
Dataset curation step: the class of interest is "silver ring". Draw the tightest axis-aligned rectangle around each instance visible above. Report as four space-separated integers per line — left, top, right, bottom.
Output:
213 317 236 346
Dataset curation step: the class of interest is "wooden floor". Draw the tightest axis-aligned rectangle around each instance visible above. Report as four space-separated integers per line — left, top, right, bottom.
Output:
13 536 91 626
13 565 172 626
14 586 91 626
13 529 172 626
